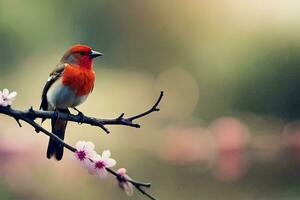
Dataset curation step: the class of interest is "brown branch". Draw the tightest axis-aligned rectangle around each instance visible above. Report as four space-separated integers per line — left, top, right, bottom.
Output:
0 92 163 200
0 91 164 134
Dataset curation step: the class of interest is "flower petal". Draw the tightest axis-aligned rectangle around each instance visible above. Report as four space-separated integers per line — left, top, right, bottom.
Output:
1 101 8 107
117 168 127 176
92 154 101 161
87 163 97 175
106 158 116 168
97 168 108 179
102 150 111 159
2 89 9 97
123 182 134 196
75 141 85 150
81 159 93 169
86 150 97 160
7 91 17 100
85 141 95 151
118 173 134 196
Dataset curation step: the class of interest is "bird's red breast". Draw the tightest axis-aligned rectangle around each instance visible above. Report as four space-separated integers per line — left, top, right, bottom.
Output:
61 64 95 96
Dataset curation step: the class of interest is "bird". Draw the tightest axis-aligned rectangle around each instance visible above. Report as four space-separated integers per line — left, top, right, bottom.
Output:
40 44 102 160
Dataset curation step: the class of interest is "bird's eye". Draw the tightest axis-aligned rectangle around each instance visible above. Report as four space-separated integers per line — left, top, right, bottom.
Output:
79 51 85 55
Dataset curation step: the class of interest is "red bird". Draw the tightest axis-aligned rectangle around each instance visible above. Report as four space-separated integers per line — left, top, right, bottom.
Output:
40 44 102 160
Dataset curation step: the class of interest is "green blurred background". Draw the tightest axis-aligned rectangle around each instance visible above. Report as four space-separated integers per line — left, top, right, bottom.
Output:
1 0 300 199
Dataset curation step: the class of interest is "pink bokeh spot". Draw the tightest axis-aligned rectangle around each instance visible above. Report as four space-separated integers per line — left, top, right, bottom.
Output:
211 117 250 181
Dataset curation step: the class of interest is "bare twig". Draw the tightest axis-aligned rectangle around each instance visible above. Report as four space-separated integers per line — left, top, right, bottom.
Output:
0 92 163 200
101 91 164 128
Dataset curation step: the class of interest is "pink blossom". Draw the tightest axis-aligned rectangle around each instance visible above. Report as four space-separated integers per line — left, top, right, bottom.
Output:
0 89 17 107
117 168 133 196
73 141 96 168
88 150 116 179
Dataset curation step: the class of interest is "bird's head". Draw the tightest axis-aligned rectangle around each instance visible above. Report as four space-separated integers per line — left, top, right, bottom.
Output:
61 44 102 69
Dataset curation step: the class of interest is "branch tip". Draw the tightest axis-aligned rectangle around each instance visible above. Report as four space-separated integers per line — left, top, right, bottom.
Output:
118 113 125 119
14 117 22 127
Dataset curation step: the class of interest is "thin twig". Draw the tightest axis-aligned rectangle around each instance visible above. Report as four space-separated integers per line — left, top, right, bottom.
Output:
101 91 164 128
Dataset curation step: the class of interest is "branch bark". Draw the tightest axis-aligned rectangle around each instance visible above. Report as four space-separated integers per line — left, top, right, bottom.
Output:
0 91 164 134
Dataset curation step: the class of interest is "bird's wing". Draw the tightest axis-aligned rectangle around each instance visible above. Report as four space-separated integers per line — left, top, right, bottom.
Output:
50 62 66 76
40 63 66 110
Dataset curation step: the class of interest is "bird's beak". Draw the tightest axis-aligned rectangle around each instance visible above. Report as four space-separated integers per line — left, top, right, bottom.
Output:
89 50 103 58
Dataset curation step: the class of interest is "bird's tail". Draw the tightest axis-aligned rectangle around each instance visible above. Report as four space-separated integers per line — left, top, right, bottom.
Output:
47 109 69 160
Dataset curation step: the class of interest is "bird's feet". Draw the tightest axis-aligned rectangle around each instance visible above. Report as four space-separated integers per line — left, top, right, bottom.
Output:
72 107 84 124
